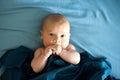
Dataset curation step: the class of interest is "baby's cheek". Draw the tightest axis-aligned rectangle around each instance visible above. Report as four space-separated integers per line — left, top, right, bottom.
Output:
62 42 69 49
44 41 52 47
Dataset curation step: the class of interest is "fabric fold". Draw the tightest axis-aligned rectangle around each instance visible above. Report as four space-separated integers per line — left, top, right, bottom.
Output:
0 46 114 80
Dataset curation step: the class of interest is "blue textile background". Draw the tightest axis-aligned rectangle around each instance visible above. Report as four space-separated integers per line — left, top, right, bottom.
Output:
0 0 120 78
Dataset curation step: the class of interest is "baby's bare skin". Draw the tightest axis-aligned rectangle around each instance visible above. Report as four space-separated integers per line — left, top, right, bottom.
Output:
31 14 80 73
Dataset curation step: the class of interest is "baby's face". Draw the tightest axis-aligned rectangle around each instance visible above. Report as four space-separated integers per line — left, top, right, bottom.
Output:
41 21 70 49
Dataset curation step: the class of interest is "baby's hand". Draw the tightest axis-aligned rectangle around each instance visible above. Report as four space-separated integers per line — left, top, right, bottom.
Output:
52 45 62 56
44 46 53 58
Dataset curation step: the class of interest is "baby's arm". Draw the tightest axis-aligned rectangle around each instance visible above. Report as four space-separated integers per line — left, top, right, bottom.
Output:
59 44 80 65
31 47 52 73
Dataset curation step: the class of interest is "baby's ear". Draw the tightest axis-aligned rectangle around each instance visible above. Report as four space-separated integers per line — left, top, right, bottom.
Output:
40 31 43 39
69 33 71 36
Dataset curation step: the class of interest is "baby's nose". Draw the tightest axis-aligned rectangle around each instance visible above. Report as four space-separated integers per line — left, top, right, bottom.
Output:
54 37 61 45
56 39 61 44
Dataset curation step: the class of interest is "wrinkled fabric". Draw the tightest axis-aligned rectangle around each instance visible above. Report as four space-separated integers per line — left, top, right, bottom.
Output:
0 0 120 78
0 46 115 80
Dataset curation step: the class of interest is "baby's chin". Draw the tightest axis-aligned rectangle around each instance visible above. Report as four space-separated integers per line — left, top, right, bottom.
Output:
61 45 68 49
45 44 68 49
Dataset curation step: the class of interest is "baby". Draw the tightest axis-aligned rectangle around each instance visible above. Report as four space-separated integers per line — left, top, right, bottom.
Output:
31 13 80 73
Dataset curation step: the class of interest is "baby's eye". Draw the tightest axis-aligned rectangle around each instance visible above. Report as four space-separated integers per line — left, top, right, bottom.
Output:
61 34 65 37
49 33 55 36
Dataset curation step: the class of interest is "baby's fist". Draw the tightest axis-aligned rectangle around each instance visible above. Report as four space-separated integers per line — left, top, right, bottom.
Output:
52 45 62 56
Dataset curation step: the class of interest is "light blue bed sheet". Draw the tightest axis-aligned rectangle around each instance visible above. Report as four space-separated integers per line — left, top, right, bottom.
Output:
0 0 120 79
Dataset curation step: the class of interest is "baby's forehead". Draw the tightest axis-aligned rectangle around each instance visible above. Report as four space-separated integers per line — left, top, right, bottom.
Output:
43 14 69 24
43 20 70 29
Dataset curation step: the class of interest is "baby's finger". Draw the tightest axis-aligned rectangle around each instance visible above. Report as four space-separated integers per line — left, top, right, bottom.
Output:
51 48 56 54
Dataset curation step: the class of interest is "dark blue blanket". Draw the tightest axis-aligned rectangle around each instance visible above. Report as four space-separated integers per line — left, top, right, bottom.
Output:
0 46 116 80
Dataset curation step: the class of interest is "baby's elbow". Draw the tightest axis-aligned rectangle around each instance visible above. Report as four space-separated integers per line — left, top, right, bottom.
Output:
76 57 80 64
31 62 40 73
73 53 80 65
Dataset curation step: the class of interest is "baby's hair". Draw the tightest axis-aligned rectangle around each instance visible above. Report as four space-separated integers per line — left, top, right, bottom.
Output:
41 13 69 30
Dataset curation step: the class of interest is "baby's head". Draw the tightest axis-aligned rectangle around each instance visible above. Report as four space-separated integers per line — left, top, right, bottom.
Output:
41 13 70 49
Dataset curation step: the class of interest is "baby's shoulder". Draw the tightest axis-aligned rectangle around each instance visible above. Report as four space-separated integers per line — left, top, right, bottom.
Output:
34 48 44 56
67 44 76 50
